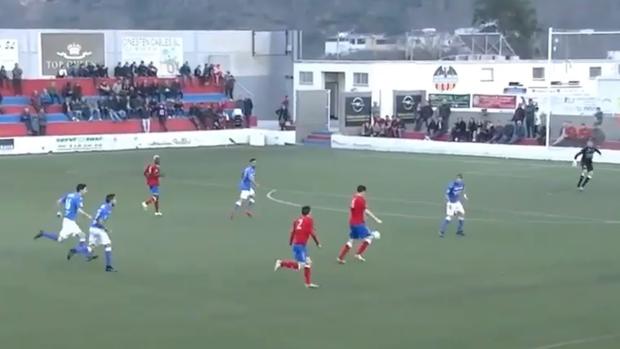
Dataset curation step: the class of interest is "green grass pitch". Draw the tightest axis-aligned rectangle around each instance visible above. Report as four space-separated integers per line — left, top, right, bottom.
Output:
1 146 620 349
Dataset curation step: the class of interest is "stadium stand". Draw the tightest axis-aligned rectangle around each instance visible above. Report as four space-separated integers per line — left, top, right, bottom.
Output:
0 76 256 137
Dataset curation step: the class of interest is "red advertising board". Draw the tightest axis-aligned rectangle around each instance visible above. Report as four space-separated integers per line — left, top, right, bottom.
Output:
472 94 517 110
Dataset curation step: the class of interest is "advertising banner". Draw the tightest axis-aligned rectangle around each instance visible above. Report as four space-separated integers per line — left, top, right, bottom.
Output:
121 36 183 77
472 94 517 110
429 94 471 109
40 32 105 76
344 96 372 127
0 39 19 69
393 90 424 124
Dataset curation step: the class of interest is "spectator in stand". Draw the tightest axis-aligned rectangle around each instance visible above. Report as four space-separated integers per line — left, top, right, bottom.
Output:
140 100 151 133
179 61 191 80
114 62 122 78
451 118 467 142
97 64 108 78
361 121 372 136
88 102 102 121
418 100 433 131
55 64 68 78
0 91 3 105
21 107 33 134
12 63 23 95
48 81 62 104
276 105 289 131
156 102 168 131
0 65 8 88
224 72 235 99
510 120 526 144
111 79 122 96
173 98 184 117
30 90 42 113
30 112 40 136
62 99 73 120
594 107 603 127
391 116 403 138
62 81 73 101
137 61 147 76
147 62 158 77
525 98 537 137
98 80 111 96
205 64 214 83
171 79 183 99
512 102 525 125
243 98 253 127
467 118 479 142
194 65 203 84
38 110 47 136
535 110 543 136
40 88 52 111
213 64 222 85
438 101 451 135
426 116 440 140
72 83 83 102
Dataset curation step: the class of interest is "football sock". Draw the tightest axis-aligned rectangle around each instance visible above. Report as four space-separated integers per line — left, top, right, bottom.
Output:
577 175 584 187
457 218 464 233
338 243 351 260
439 219 450 233
104 246 112 267
356 241 370 255
582 177 591 187
154 199 160 212
303 266 312 285
41 232 59 241
281 260 299 269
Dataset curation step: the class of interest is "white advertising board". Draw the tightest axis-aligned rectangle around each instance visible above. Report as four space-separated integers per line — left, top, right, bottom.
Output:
331 135 620 164
0 130 295 156
0 38 19 69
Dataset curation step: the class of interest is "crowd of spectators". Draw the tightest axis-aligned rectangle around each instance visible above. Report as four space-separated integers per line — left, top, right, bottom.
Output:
361 115 404 138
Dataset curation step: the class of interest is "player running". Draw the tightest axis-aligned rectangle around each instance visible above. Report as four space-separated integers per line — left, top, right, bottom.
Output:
68 194 117 272
574 140 601 191
337 185 382 264
34 184 93 257
439 174 468 238
142 155 163 216
230 158 258 219
274 206 321 288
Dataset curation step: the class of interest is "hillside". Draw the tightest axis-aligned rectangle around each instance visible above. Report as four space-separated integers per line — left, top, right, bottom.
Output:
5 0 620 58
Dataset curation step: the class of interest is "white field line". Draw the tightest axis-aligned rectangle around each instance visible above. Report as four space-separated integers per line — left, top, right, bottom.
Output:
528 333 620 349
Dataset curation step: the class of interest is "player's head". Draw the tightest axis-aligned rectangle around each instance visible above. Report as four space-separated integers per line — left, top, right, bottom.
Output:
587 140 594 147
356 185 367 194
301 205 311 216
455 173 463 183
76 183 87 194
249 158 256 168
153 155 160 165
106 193 117 206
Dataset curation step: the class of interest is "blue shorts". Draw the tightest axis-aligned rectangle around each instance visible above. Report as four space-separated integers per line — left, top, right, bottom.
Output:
349 224 371 240
292 244 307 263
149 185 160 196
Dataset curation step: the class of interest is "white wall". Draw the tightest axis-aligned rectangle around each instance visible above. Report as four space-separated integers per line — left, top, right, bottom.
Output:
295 60 620 116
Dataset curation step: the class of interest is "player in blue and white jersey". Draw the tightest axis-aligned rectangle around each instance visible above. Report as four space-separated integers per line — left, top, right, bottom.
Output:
68 194 117 272
35 184 92 252
230 158 258 219
439 174 468 238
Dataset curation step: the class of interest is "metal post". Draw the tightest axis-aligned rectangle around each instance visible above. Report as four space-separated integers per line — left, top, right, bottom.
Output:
545 27 553 148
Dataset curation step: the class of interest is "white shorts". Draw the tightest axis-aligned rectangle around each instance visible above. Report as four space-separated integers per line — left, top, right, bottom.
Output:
446 202 465 216
58 218 84 241
239 188 255 200
88 227 111 246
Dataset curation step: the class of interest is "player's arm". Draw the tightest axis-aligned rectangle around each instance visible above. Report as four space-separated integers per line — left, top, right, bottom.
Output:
574 149 584 160
595 147 602 155
250 174 259 188
310 231 321 248
365 208 383 224
55 195 66 217
289 224 295 246
78 208 92 220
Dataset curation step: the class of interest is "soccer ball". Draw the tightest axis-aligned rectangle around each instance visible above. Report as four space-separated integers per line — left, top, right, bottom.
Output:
371 231 381 240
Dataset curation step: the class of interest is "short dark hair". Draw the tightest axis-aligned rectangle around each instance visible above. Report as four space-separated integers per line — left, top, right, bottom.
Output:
301 206 311 215
249 158 256 163
76 183 87 192
456 173 463 179
356 185 367 193
105 193 116 203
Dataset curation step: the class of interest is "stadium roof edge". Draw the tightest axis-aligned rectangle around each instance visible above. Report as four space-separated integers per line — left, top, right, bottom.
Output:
295 59 620 64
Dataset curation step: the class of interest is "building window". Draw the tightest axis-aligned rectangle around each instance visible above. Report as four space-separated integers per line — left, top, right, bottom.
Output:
532 67 545 80
299 71 313 85
480 67 494 82
589 66 602 79
353 72 369 86
357 39 366 45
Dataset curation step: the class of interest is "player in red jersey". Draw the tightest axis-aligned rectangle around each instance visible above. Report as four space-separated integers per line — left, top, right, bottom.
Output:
274 206 321 288
141 155 163 216
337 185 382 264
